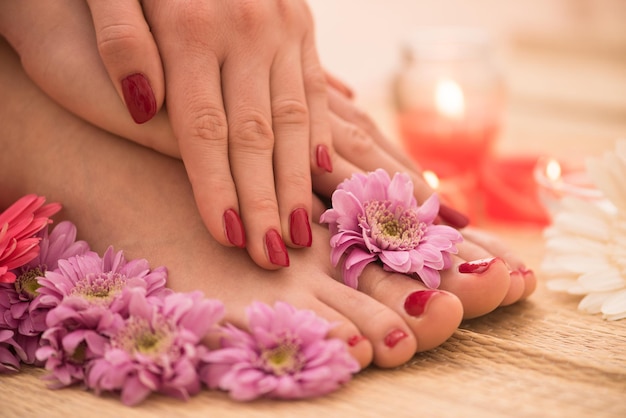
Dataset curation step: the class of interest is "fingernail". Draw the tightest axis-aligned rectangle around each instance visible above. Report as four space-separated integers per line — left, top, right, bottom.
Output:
347 335 367 347
265 229 289 267
289 208 312 247
316 144 333 173
458 257 499 274
223 209 246 248
384 329 408 348
121 73 157 124
404 290 440 317
438 203 470 229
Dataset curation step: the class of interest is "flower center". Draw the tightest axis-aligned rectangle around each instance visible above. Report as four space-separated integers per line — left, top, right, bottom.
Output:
112 315 175 359
260 341 303 376
15 267 45 298
71 272 127 303
362 201 426 250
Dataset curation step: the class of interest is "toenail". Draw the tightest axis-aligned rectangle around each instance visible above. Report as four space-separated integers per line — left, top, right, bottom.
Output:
347 335 367 347
458 257 500 274
404 290 441 317
384 329 408 348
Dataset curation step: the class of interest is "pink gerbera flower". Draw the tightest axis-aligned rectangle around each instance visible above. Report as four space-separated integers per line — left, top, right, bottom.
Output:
0 195 61 283
201 301 360 401
86 289 224 406
0 221 90 336
320 169 463 289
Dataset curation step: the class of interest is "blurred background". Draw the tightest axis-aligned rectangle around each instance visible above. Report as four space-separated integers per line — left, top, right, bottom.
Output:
309 0 626 156
308 0 626 225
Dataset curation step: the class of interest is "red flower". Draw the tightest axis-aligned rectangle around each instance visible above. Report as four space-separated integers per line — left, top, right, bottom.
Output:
0 195 61 283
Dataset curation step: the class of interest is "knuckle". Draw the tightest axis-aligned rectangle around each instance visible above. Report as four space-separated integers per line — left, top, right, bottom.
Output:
344 125 374 154
272 99 309 127
229 111 274 151
231 0 269 31
186 107 229 144
352 107 377 132
248 195 279 214
96 23 143 59
283 169 310 191
304 70 327 94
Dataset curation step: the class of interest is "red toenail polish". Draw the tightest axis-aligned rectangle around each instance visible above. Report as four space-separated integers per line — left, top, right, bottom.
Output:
438 203 470 229
348 335 367 347
384 329 408 348
289 208 312 247
404 290 440 317
265 229 289 267
121 73 157 124
223 209 246 248
458 257 499 274
316 144 333 173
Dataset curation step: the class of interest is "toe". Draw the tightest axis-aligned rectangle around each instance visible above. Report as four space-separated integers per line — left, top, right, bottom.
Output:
440 256 510 319
318 273 418 369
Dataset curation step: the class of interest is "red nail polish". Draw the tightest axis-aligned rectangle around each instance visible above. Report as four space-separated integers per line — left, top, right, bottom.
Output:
404 290 440 317
347 335 367 347
316 144 333 173
384 329 408 348
265 229 289 267
438 203 470 229
289 208 312 247
121 73 157 124
223 209 246 248
458 257 499 274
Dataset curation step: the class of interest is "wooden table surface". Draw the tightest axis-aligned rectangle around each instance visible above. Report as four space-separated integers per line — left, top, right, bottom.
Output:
2 23 626 418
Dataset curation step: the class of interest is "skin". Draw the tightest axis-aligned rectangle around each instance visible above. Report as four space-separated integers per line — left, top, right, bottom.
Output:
0 39 535 369
0 0 463 270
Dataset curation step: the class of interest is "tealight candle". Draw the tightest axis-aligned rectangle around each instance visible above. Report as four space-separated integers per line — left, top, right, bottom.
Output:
533 156 606 214
393 27 504 178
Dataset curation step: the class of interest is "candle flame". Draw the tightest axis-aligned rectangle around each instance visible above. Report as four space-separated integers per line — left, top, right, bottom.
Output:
545 158 562 182
423 170 440 189
435 78 465 119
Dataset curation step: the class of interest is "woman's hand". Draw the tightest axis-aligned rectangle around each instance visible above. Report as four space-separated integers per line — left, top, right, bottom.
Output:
2 0 337 269
0 0 467 266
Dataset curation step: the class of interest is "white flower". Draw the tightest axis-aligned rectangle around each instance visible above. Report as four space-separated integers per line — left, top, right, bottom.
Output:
541 140 626 321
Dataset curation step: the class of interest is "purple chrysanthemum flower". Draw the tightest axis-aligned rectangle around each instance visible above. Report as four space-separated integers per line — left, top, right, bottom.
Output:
320 169 463 289
86 289 224 406
200 301 360 401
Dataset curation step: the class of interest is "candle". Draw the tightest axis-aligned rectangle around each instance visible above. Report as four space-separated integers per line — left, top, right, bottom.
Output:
393 26 503 179
423 169 477 222
533 156 606 215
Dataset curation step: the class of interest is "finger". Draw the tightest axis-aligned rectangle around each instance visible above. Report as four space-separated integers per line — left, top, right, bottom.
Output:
86 0 163 124
271 48 313 248
301 24 334 175
221 47 288 268
143 4 245 252
324 70 354 99
327 87 469 228
327 85 419 174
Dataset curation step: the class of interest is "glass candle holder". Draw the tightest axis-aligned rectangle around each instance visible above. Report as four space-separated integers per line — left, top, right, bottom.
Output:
393 27 505 178
533 156 607 215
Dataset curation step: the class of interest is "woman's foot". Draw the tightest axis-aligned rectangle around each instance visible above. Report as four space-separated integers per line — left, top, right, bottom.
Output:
0 39 535 369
